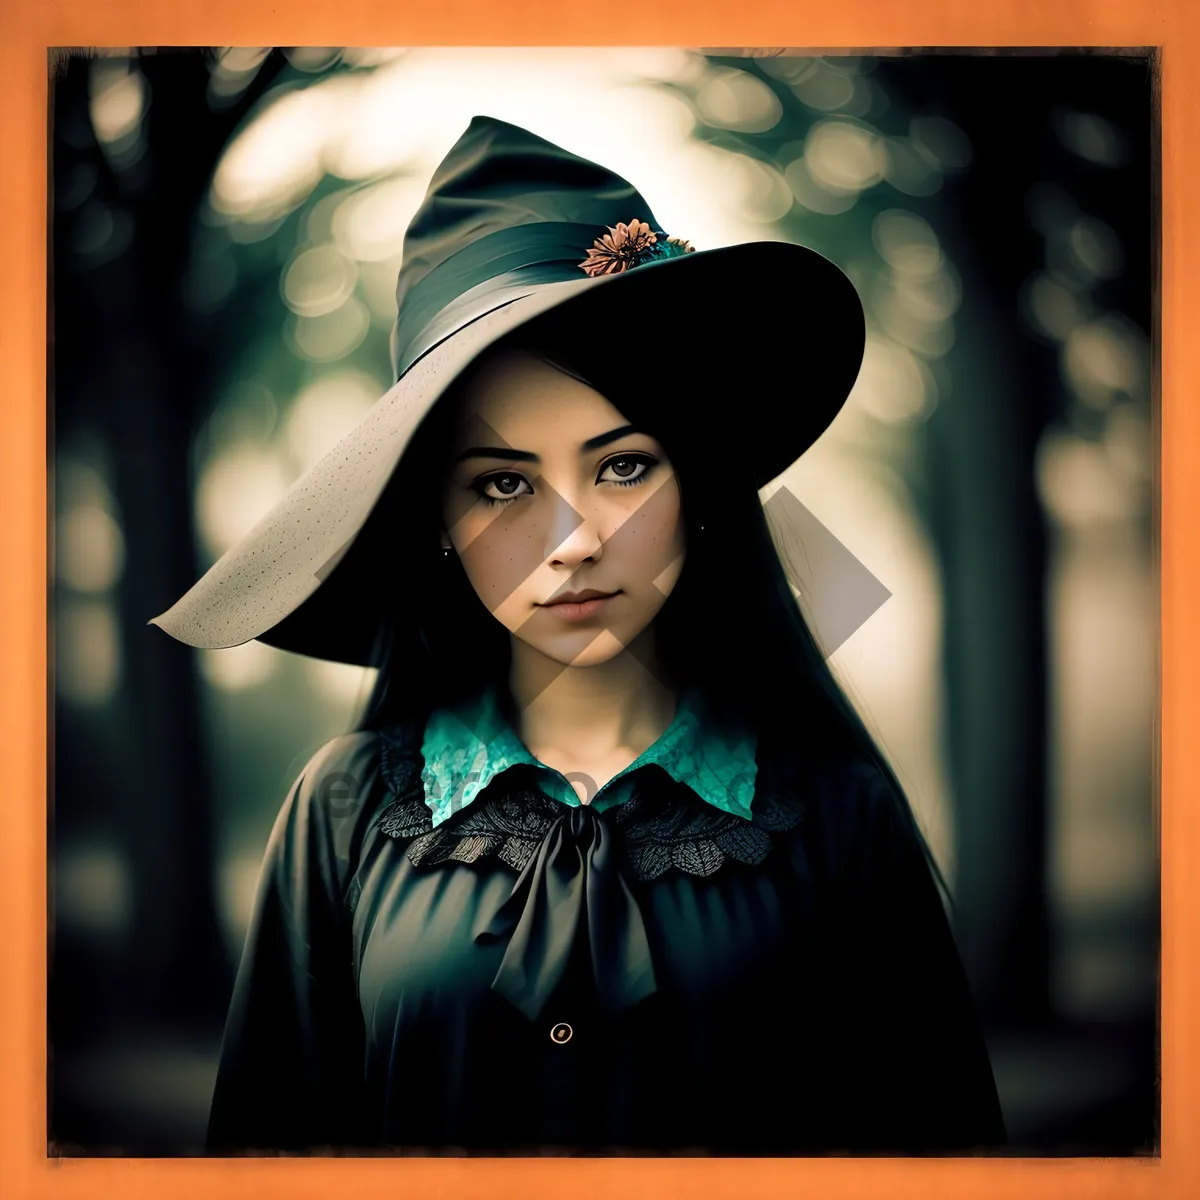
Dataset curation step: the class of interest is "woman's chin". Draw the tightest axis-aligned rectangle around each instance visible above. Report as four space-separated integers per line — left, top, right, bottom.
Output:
515 625 638 670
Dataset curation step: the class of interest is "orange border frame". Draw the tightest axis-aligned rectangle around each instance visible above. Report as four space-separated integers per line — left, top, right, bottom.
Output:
3 3 1192 1198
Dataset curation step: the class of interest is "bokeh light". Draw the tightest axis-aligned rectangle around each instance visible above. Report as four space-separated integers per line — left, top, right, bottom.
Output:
1053 108 1127 167
283 371 381 475
909 114 972 172
195 443 291 560
1103 404 1152 488
355 254 405 324
287 295 372 362
282 244 358 318
1023 270 1094 342
782 152 859 215
881 136 943 196
210 82 342 222
56 454 118 513
848 333 938 425
201 380 279 451
1067 215 1125 282
284 47 344 74
725 156 794 223
56 504 126 593
787 58 858 112
56 843 133 937
329 177 425 263
199 641 280 692
882 258 962 325
1035 424 1145 527
89 59 146 146
301 658 377 711
694 65 783 132
871 208 944 275
55 599 122 705
1062 314 1149 409
208 48 769 254
206 47 271 110
870 238 959 362
804 118 887 192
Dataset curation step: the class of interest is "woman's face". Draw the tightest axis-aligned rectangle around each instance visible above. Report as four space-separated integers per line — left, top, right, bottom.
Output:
440 347 686 668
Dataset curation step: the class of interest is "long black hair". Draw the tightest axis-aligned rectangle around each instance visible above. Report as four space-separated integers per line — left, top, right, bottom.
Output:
352 304 953 903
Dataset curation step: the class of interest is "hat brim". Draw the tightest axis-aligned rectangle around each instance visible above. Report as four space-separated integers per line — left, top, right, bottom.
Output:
148 241 865 665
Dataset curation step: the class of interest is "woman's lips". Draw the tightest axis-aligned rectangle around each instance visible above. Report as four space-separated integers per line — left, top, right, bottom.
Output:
538 591 620 621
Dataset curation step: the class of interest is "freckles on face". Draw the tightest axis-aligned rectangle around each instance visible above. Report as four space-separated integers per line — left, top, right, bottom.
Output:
439 347 687 666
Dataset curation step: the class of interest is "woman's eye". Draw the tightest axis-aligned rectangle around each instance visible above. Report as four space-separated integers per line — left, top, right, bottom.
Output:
597 454 656 486
475 473 532 505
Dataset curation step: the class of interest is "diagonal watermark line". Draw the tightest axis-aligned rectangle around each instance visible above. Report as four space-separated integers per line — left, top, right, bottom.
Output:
438 410 890 783
445 410 585 617
505 468 684 702
441 411 682 749
326 483 891 822
762 487 892 660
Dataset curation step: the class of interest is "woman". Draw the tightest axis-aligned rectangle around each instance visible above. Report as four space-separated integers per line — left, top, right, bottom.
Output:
152 115 1006 1155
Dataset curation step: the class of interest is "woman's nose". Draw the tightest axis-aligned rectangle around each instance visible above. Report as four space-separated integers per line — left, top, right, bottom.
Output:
544 490 604 566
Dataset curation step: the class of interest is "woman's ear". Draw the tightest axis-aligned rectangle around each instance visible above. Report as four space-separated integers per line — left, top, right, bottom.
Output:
439 529 453 551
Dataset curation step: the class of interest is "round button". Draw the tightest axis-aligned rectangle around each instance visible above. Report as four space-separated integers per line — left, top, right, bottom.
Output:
550 1022 573 1045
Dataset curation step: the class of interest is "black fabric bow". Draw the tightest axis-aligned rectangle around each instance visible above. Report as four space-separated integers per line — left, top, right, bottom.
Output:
474 803 657 1023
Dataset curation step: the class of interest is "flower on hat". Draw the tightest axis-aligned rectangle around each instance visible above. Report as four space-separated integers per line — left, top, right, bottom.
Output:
577 219 696 277
647 235 697 260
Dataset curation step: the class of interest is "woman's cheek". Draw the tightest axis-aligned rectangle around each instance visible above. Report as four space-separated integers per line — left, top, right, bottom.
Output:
456 509 552 619
613 479 687 598
649 553 685 602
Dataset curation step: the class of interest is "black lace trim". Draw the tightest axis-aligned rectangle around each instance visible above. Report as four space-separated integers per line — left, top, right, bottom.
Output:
372 722 806 884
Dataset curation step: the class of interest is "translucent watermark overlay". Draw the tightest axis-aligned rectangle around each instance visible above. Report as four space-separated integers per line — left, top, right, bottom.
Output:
316 414 888 823
315 757 763 822
444 414 889 720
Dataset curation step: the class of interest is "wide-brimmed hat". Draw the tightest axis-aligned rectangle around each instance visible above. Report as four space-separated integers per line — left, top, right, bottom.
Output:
149 115 866 666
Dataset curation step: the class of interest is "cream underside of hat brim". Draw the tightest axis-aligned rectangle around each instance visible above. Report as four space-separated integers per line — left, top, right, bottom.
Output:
148 273 613 651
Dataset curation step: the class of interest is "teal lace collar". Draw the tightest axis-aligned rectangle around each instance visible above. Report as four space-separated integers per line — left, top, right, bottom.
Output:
419 682 758 829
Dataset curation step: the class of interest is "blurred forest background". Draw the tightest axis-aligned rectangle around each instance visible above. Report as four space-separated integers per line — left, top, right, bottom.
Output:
48 47 1157 1155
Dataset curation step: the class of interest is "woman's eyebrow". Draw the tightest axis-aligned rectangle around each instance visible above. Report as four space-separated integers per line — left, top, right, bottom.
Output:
580 424 640 452
453 446 537 464
453 425 642 464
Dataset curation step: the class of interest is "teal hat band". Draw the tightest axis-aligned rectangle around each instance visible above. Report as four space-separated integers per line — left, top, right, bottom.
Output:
382 115 697 380
387 214 698 381
389 221 606 380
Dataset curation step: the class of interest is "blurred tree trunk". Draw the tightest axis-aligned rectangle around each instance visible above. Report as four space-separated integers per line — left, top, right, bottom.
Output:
905 52 1152 1030
891 57 1056 1028
926 300 1053 1029
51 49 289 1030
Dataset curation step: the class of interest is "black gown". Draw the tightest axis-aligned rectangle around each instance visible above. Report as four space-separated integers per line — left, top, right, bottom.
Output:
205 716 1007 1155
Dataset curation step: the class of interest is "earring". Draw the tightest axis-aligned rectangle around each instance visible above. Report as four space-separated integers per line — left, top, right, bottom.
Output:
442 546 451 558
